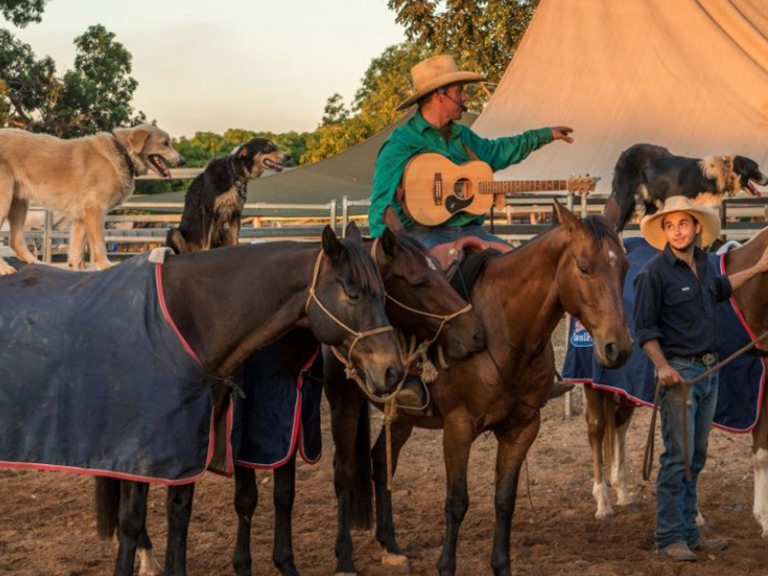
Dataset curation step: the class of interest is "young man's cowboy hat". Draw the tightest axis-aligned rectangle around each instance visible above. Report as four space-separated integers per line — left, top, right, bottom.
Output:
397 54 484 111
640 195 721 251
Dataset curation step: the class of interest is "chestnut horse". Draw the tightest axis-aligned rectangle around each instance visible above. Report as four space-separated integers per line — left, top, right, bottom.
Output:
326 203 633 576
96 210 486 576
583 227 768 531
101 223 405 576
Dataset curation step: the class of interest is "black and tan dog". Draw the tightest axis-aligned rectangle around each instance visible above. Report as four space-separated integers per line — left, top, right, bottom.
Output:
606 143 768 231
166 138 289 252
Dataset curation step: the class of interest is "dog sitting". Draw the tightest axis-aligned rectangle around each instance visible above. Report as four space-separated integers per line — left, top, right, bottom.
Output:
166 138 289 253
0 124 185 274
607 143 768 231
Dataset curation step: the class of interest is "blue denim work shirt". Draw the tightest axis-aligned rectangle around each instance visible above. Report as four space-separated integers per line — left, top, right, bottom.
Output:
633 244 732 358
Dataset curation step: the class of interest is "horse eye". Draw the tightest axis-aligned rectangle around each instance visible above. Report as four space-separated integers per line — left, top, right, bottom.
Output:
578 263 590 275
412 280 430 289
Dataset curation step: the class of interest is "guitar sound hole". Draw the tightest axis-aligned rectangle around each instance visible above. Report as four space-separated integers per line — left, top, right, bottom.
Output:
453 178 470 199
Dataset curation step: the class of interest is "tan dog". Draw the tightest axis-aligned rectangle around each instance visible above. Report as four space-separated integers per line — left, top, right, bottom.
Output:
0 124 185 274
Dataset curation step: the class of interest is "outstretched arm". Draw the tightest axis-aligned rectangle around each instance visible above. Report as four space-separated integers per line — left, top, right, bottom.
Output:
729 245 768 291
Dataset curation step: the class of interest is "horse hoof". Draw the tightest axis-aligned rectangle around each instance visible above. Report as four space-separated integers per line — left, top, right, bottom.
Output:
381 551 410 569
595 508 615 520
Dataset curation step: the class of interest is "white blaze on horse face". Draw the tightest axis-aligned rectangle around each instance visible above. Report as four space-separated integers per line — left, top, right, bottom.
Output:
753 448 768 537
425 255 438 271
608 249 618 268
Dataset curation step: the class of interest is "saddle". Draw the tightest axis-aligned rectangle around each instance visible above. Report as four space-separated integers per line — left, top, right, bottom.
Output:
428 236 512 299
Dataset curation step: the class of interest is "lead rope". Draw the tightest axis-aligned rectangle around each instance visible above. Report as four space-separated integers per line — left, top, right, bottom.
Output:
643 327 768 481
368 238 475 490
304 249 395 393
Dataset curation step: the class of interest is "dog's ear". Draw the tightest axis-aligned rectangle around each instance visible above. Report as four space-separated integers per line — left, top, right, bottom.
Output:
126 125 152 154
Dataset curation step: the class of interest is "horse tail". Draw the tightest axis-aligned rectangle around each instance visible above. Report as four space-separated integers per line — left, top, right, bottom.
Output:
349 401 374 529
95 476 120 539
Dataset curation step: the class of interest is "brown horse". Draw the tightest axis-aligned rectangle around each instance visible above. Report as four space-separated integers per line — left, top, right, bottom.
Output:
98 223 405 576
97 209 486 576
326 202 633 576
583 227 768 530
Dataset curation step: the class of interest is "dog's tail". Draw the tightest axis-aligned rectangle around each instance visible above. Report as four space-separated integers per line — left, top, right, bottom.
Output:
166 227 187 254
609 144 669 232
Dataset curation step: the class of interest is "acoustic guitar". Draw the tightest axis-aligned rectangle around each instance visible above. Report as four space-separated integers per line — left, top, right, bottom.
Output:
400 153 599 226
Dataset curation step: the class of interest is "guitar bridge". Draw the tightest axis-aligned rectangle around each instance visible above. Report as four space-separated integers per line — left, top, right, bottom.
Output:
433 172 443 206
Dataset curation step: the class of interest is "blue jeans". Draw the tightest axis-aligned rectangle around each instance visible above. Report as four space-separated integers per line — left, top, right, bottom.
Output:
655 356 719 549
405 224 512 251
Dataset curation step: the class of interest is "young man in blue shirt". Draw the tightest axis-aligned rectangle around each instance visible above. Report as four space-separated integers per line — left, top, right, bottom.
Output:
634 195 768 561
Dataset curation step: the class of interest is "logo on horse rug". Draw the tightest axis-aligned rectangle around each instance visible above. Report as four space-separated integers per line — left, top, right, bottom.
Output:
0 255 220 483
563 237 765 432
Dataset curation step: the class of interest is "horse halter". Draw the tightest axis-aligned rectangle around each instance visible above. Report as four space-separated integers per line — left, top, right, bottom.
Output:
371 237 474 348
304 248 394 387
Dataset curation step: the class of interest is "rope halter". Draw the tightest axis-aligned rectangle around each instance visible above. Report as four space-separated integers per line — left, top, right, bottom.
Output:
304 248 394 392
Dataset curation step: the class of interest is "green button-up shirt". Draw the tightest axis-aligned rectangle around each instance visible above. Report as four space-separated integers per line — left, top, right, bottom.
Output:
368 110 553 237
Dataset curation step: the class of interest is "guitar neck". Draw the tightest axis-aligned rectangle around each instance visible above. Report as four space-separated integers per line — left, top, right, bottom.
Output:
478 180 568 195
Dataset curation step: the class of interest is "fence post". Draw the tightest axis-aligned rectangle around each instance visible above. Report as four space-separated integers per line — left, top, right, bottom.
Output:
341 196 349 233
331 200 338 235
43 210 53 263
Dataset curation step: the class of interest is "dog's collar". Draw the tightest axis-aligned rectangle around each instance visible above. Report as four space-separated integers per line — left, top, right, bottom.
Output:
227 156 249 200
111 133 137 177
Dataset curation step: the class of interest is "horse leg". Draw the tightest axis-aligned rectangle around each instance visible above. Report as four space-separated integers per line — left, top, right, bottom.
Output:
752 395 768 537
371 418 415 567
490 416 541 576
113 480 148 576
164 483 195 576
232 465 258 576
326 379 370 575
609 402 634 507
436 415 475 576
584 386 613 519
273 453 300 576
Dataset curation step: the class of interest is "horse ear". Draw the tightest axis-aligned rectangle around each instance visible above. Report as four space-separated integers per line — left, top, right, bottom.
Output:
380 227 398 257
344 221 363 245
321 225 345 262
553 198 580 231
383 205 403 232
602 196 621 231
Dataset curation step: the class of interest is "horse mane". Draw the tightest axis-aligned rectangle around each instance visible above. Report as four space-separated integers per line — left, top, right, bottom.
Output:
581 215 622 248
339 236 383 296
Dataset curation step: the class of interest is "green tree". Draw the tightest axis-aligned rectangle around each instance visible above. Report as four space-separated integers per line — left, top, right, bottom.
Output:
388 0 539 86
0 28 56 127
43 25 145 136
0 0 48 27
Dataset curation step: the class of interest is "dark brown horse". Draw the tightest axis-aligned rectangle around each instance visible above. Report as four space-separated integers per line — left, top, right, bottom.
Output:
97 209 486 576
326 202 633 576
584 226 768 533
100 223 405 576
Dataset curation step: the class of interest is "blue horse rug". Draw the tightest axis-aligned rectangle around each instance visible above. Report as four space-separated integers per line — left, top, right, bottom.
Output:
233 343 323 469
562 237 765 433
0 255 221 484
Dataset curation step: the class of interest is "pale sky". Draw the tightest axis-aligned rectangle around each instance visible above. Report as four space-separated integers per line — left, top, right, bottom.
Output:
6 0 406 138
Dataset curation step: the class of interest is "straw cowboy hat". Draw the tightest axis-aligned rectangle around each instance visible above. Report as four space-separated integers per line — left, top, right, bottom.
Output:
397 54 484 111
640 195 721 251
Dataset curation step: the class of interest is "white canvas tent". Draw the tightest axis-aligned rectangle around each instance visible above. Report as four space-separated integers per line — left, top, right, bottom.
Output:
473 0 768 194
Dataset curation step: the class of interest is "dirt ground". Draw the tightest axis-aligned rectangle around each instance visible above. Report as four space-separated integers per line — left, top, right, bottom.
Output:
2 343 767 575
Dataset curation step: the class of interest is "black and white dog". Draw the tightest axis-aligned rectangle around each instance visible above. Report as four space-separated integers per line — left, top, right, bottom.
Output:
166 138 289 253
607 143 768 231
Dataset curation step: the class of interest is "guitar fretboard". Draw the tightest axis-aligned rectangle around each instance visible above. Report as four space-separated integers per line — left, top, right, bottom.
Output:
478 180 568 195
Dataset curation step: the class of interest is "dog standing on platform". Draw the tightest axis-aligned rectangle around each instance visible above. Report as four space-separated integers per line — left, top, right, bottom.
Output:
607 143 768 232
166 137 289 253
0 124 185 274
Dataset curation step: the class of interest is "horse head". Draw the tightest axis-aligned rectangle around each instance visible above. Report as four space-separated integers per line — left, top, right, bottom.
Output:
375 207 485 359
553 201 633 368
308 223 404 396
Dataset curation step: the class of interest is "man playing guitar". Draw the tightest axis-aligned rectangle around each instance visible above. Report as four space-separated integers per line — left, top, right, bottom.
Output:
368 53 573 250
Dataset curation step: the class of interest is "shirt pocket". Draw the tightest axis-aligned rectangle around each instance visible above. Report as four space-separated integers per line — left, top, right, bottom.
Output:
663 285 698 328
